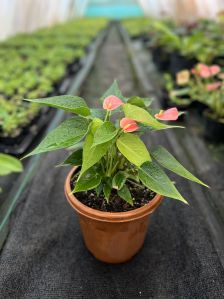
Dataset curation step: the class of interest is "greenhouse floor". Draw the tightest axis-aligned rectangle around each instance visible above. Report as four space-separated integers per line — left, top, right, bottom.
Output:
0 25 224 298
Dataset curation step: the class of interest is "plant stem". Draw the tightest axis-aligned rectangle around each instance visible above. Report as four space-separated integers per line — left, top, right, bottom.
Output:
104 110 111 122
127 179 145 189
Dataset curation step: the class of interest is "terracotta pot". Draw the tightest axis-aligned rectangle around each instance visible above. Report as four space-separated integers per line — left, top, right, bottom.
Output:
65 167 163 264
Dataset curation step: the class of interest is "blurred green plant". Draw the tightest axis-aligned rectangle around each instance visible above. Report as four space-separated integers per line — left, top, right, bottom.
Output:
165 64 224 121
0 18 108 138
0 153 23 192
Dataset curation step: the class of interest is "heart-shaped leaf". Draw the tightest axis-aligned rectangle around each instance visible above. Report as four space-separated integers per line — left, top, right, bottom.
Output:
74 167 102 192
116 133 151 167
92 121 118 147
100 80 127 102
118 185 133 205
123 104 183 130
152 146 208 187
0 154 23 176
61 149 83 166
90 108 106 120
79 119 111 177
112 171 127 190
139 161 188 204
103 177 112 202
24 95 90 116
127 96 153 108
24 117 89 158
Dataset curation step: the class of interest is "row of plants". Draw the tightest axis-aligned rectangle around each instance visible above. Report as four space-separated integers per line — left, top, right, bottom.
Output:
123 16 224 67
123 17 224 142
165 64 224 141
0 18 107 139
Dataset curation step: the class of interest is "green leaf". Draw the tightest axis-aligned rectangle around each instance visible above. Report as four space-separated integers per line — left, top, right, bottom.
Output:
103 178 112 202
79 118 111 177
90 108 106 120
24 117 89 158
116 133 151 167
61 149 83 166
74 167 102 192
112 171 127 190
170 88 190 96
24 95 90 116
139 161 188 204
127 96 153 108
92 121 118 147
0 154 23 176
123 104 183 130
152 146 208 187
118 185 133 205
95 183 103 197
100 80 127 102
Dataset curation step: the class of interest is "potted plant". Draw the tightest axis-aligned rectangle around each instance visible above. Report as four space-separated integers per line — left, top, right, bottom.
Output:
193 65 224 142
169 64 224 142
23 82 208 263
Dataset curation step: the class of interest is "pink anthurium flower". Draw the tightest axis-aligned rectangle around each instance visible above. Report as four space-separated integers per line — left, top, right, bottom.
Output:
210 65 221 76
120 118 139 133
206 82 222 91
103 95 123 111
155 108 179 121
192 64 221 78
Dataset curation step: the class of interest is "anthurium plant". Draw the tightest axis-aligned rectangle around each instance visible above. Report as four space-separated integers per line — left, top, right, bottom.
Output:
167 64 224 120
24 82 208 206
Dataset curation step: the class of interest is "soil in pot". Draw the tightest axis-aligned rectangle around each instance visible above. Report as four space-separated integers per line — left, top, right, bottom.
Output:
203 110 224 143
71 174 155 212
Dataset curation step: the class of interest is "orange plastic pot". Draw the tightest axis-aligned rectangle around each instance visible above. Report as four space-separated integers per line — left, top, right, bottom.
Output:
65 167 163 264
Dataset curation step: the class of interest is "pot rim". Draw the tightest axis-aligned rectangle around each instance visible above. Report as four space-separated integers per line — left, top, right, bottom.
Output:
65 167 163 223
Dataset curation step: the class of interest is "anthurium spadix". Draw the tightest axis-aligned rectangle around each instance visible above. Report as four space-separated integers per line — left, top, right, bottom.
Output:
23 81 208 205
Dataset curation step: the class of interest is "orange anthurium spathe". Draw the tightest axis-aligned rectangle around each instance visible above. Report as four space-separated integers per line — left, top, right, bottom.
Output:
103 95 123 111
120 117 139 133
155 108 179 121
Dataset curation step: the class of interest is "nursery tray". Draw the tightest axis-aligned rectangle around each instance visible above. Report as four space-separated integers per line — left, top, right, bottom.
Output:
0 25 108 250
0 31 105 156
0 108 55 156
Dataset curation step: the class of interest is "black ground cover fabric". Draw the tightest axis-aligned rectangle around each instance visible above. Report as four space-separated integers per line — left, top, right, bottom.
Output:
0 26 224 299
0 150 224 299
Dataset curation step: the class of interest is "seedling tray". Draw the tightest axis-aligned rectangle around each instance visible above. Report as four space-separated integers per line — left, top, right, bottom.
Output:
0 108 55 156
0 25 108 250
0 44 92 156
